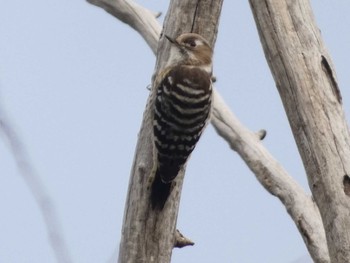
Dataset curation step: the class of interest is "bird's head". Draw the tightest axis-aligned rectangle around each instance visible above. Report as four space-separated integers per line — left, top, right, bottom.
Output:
165 33 213 72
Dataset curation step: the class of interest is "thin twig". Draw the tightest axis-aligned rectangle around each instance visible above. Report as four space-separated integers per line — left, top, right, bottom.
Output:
0 104 72 263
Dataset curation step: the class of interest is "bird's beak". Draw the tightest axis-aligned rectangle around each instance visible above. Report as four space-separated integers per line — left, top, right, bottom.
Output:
165 35 177 45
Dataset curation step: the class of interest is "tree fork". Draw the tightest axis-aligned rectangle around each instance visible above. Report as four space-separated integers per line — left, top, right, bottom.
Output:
87 0 334 261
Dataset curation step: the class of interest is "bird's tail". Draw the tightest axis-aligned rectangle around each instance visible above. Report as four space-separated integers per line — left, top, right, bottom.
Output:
150 170 172 210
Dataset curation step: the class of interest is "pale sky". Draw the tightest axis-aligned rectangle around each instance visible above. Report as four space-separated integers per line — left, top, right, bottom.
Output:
1 1 349 263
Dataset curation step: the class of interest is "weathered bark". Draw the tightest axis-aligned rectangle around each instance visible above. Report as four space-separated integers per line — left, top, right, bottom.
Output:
249 0 350 262
115 1 223 262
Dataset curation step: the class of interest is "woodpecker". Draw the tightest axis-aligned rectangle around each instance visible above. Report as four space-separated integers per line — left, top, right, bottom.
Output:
151 33 213 209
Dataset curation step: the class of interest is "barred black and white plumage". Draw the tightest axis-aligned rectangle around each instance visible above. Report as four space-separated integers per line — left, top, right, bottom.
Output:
151 33 213 209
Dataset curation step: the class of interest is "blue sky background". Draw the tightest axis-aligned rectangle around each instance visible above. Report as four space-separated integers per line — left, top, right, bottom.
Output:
0 1 349 262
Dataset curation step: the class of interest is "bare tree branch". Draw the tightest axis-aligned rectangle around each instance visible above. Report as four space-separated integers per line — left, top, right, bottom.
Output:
0 105 72 263
87 0 329 261
249 0 350 262
87 0 160 53
212 91 329 262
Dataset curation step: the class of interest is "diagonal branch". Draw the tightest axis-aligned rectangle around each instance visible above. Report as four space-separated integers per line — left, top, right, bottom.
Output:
87 0 160 53
0 105 72 263
87 0 329 261
212 91 329 262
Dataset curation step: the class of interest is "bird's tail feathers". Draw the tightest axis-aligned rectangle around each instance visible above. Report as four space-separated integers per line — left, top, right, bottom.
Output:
150 169 172 210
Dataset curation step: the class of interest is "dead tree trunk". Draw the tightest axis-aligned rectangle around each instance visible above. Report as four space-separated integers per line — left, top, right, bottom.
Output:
249 0 350 262
116 1 223 262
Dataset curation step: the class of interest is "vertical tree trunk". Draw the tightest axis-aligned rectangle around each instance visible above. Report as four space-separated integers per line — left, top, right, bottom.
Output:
249 0 350 262
118 1 223 262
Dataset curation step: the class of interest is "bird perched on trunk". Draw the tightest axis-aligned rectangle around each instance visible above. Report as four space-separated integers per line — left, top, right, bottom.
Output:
151 33 213 209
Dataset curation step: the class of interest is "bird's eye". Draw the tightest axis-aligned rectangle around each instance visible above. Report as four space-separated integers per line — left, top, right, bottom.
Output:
184 39 197 47
189 41 196 47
